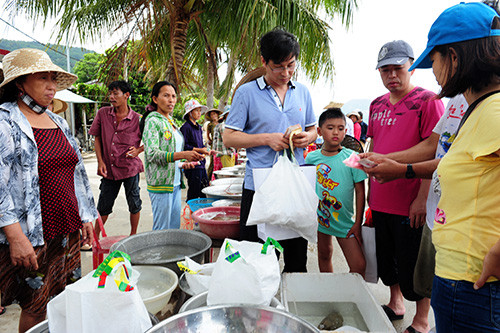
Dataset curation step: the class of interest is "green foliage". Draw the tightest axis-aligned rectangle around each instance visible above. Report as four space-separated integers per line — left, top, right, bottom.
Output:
74 52 105 83
0 39 94 71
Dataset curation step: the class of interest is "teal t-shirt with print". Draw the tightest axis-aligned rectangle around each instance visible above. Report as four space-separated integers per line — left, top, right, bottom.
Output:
305 148 367 237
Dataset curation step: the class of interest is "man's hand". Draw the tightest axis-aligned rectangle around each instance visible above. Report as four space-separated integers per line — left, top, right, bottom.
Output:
97 162 107 178
268 133 289 151
474 239 500 290
126 146 141 158
9 234 38 270
409 195 427 228
81 222 94 247
290 131 311 149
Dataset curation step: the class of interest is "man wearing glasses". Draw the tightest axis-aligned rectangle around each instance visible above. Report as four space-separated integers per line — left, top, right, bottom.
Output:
224 28 317 272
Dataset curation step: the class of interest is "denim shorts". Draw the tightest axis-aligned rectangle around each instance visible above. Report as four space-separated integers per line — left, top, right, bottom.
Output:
97 174 142 215
431 275 500 332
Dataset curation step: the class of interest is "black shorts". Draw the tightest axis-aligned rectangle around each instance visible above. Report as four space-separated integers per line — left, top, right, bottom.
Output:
373 210 424 302
96 174 142 215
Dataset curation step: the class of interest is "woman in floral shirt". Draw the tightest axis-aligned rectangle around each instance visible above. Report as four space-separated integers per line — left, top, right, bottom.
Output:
0 49 97 332
141 81 204 230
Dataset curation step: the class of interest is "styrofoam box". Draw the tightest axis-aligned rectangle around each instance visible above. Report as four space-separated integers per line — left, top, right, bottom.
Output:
281 273 395 333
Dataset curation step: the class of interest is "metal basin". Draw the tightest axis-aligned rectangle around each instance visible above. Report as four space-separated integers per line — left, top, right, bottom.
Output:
179 291 284 313
26 313 159 333
145 305 320 333
110 229 212 276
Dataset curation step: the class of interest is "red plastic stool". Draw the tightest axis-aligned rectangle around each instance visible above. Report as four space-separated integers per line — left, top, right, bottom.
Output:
92 214 127 269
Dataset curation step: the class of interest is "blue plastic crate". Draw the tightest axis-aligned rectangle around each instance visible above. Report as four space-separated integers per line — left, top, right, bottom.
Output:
187 198 219 212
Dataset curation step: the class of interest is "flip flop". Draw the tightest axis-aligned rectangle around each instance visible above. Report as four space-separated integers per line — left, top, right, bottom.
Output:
381 304 404 321
406 325 423 333
0 307 6 315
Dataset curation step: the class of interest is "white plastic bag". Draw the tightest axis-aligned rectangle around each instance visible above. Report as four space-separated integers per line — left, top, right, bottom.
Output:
47 251 152 333
361 226 378 283
247 153 318 243
207 238 282 306
177 256 215 295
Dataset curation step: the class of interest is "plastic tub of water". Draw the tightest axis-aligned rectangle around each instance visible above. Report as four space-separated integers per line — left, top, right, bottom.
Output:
281 273 395 332
110 229 212 276
135 265 179 315
191 206 240 239
179 291 284 313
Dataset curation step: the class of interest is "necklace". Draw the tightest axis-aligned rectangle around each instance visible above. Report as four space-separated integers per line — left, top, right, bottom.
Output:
321 147 342 153
20 94 47 114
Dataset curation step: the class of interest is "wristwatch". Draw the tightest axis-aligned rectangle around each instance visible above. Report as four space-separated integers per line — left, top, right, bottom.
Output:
405 164 416 179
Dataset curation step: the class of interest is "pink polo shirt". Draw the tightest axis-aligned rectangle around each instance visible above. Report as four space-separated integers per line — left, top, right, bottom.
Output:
367 87 443 216
89 106 144 180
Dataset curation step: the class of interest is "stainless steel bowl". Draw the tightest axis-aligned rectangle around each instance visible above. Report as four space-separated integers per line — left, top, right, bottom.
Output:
110 229 212 276
26 313 159 333
179 291 284 313
145 305 320 333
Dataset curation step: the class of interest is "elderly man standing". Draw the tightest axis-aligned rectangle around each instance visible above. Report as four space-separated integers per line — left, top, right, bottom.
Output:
224 28 317 273
368 40 443 333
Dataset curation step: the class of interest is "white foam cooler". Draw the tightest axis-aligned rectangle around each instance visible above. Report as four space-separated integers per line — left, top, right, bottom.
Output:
281 273 395 333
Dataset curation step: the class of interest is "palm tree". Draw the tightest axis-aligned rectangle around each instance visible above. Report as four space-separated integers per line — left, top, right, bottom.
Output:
8 0 357 101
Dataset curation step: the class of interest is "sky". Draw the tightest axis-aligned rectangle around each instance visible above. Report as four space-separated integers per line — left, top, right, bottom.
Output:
0 0 461 115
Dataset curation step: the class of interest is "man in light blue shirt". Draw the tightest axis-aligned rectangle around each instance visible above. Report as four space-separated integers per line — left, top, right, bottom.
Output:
224 28 317 272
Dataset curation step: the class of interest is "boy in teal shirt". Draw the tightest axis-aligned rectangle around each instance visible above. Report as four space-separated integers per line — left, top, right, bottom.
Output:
305 108 367 276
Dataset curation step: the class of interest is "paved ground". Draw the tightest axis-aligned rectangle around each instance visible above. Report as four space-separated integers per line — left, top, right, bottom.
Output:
0 153 434 332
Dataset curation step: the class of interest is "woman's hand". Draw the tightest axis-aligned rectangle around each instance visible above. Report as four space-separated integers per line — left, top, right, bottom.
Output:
81 222 94 247
193 147 210 155
183 151 205 162
3 223 39 269
9 234 38 270
474 239 500 289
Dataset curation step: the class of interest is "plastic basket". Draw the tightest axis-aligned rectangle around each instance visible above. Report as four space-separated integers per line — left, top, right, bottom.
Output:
187 198 219 213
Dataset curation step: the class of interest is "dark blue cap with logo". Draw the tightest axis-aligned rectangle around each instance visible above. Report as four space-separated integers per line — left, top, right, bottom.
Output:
376 40 414 69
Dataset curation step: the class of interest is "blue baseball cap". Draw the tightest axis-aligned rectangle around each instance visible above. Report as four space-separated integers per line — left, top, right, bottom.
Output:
410 2 500 70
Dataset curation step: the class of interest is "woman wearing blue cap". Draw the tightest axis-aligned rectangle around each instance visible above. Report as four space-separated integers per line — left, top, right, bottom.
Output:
409 2 500 332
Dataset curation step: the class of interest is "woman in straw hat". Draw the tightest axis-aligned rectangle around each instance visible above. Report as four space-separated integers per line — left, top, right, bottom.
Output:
180 99 211 201
0 48 97 332
407 3 500 332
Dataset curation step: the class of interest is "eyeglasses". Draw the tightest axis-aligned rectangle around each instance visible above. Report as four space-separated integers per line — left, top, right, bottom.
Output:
269 62 296 73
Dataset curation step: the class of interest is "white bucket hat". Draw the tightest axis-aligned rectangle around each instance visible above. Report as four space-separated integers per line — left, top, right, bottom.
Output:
183 99 208 120
0 48 77 90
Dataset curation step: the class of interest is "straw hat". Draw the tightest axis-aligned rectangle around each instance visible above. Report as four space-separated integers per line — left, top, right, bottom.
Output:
205 108 222 118
0 48 77 90
50 98 68 114
183 99 208 120
324 101 344 109
346 110 361 121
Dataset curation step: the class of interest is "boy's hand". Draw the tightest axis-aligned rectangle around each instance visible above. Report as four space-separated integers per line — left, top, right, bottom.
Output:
347 223 362 245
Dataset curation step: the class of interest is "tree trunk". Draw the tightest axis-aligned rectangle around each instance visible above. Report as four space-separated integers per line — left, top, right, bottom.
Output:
206 47 217 109
166 10 190 89
219 51 236 109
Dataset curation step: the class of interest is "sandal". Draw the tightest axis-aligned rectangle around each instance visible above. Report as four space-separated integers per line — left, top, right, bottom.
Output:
382 304 404 321
0 307 6 315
